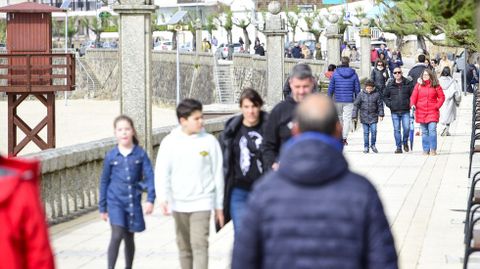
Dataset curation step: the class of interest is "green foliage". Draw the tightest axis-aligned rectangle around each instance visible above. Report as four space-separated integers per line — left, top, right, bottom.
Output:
82 16 112 43
0 19 5 43
286 7 301 42
216 9 233 44
204 14 218 38
301 10 325 43
375 0 478 51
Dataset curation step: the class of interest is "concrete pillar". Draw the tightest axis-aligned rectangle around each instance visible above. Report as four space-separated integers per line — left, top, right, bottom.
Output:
359 18 372 80
195 18 202 54
114 1 157 155
263 1 287 107
326 14 341 66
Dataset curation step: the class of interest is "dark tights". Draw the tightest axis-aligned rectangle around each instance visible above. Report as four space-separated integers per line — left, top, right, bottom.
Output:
108 225 135 269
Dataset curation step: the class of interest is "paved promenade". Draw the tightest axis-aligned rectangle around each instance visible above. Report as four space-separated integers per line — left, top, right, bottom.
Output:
47 93 473 269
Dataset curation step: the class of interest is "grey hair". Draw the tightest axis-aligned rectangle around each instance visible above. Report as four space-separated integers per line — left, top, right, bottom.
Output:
289 63 314 80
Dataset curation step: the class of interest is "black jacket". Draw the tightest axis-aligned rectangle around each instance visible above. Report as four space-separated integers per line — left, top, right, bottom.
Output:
383 77 414 113
371 67 389 95
261 96 297 172
353 89 385 124
407 63 427 84
219 112 268 224
233 133 398 269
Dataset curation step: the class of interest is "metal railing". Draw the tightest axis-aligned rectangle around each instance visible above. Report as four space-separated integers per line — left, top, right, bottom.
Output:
77 57 96 98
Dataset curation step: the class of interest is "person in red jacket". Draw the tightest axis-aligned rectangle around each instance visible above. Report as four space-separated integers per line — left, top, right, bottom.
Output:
370 46 379 66
410 69 445 156
0 156 55 269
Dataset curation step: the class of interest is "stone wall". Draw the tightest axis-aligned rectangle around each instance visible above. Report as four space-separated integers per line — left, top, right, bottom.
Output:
77 50 217 105
231 54 360 102
27 117 228 225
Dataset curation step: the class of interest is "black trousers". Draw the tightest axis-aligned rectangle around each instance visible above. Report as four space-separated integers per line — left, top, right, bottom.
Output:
108 225 135 269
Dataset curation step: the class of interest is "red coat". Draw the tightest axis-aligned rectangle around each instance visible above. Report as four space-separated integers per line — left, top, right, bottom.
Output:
0 157 55 269
370 49 379 63
410 80 445 123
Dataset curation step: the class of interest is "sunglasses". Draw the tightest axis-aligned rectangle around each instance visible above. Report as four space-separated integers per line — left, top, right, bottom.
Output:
393 71 402 74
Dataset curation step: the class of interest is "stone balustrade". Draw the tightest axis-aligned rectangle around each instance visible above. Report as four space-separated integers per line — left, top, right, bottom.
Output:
27 116 229 225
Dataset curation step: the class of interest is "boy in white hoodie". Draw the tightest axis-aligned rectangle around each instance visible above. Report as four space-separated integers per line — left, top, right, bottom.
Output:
155 98 224 269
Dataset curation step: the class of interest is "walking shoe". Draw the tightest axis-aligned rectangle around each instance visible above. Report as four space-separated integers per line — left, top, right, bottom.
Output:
371 145 378 153
394 148 402 154
342 139 348 146
363 147 369 153
423 151 429 155
430 150 437 156
403 144 409 152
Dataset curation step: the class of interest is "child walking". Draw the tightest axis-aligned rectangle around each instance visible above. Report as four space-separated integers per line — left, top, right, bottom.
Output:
155 99 224 269
99 115 156 269
352 79 384 153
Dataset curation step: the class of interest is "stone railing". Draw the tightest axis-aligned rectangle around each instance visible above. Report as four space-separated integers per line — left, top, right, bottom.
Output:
27 117 229 225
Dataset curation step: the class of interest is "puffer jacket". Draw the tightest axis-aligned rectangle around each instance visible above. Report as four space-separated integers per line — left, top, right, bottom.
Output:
410 80 445 123
407 63 427 84
328 66 361 103
352 89 384 124
232 132 398 269
384 77 414 113
371 67 389 95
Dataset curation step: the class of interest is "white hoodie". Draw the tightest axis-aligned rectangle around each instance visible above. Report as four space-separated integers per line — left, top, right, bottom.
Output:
155 126 224 212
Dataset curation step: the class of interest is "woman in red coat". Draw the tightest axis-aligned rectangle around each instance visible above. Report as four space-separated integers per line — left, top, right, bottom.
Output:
410 68 445 156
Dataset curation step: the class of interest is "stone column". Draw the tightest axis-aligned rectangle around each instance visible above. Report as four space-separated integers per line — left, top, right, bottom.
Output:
359 18 372 80
263 1 287 107
195 18 202 54
325 14 342 66
114 1 157 155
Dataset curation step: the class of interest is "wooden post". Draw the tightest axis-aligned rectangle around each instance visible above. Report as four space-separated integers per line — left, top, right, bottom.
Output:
7 94 16 156
47 93 55 148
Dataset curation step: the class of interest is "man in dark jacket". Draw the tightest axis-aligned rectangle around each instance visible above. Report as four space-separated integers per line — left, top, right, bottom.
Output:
328 57 361 145
408 54 428 84
384 67 414 153
262 63 315 172
291 43 302 59
232 94 398 269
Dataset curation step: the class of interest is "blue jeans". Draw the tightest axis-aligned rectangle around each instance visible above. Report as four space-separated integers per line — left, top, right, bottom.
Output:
362 123 377 148
391 112 410 148
420 122 437 152
230 188 250 234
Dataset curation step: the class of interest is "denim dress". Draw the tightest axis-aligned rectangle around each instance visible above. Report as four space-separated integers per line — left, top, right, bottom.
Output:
99 145 156 232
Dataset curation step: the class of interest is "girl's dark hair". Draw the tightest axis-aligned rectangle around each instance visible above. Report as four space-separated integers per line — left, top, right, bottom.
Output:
176 98 203 120
327 64 336 72
441 66 451 77
421 68 440 87
365 79 375 88
113 115 139 145
239 88 264 107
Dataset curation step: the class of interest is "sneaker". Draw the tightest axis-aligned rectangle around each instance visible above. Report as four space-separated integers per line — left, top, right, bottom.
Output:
342 139 348 146
394 148 402 154
423 151 429 155
403 144 410 152
371 145 378 153
430 150 437 156
363 147 369 153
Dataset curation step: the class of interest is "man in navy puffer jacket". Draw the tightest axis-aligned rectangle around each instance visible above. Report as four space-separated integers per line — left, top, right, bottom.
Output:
232 94 397 269
328 57 361 145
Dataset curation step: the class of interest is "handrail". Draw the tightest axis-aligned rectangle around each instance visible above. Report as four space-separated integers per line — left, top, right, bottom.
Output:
77 57 96 97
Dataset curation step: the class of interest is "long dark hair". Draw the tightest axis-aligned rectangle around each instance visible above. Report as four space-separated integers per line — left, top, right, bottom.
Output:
113 115 139 145
441 66 452 77
421 68 440 87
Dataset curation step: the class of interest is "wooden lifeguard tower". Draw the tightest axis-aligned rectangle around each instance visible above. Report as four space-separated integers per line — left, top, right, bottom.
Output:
0 2 75 156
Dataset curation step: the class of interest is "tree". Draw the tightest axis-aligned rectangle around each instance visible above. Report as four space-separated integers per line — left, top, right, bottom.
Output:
286 7 301 42
233 16 251 51
82 15 110 43
217 9 233 44
0 19 5 44
301 10 325 43
204 14 217 40
375 0 478 52
157 13 178 50
60 16 79 47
